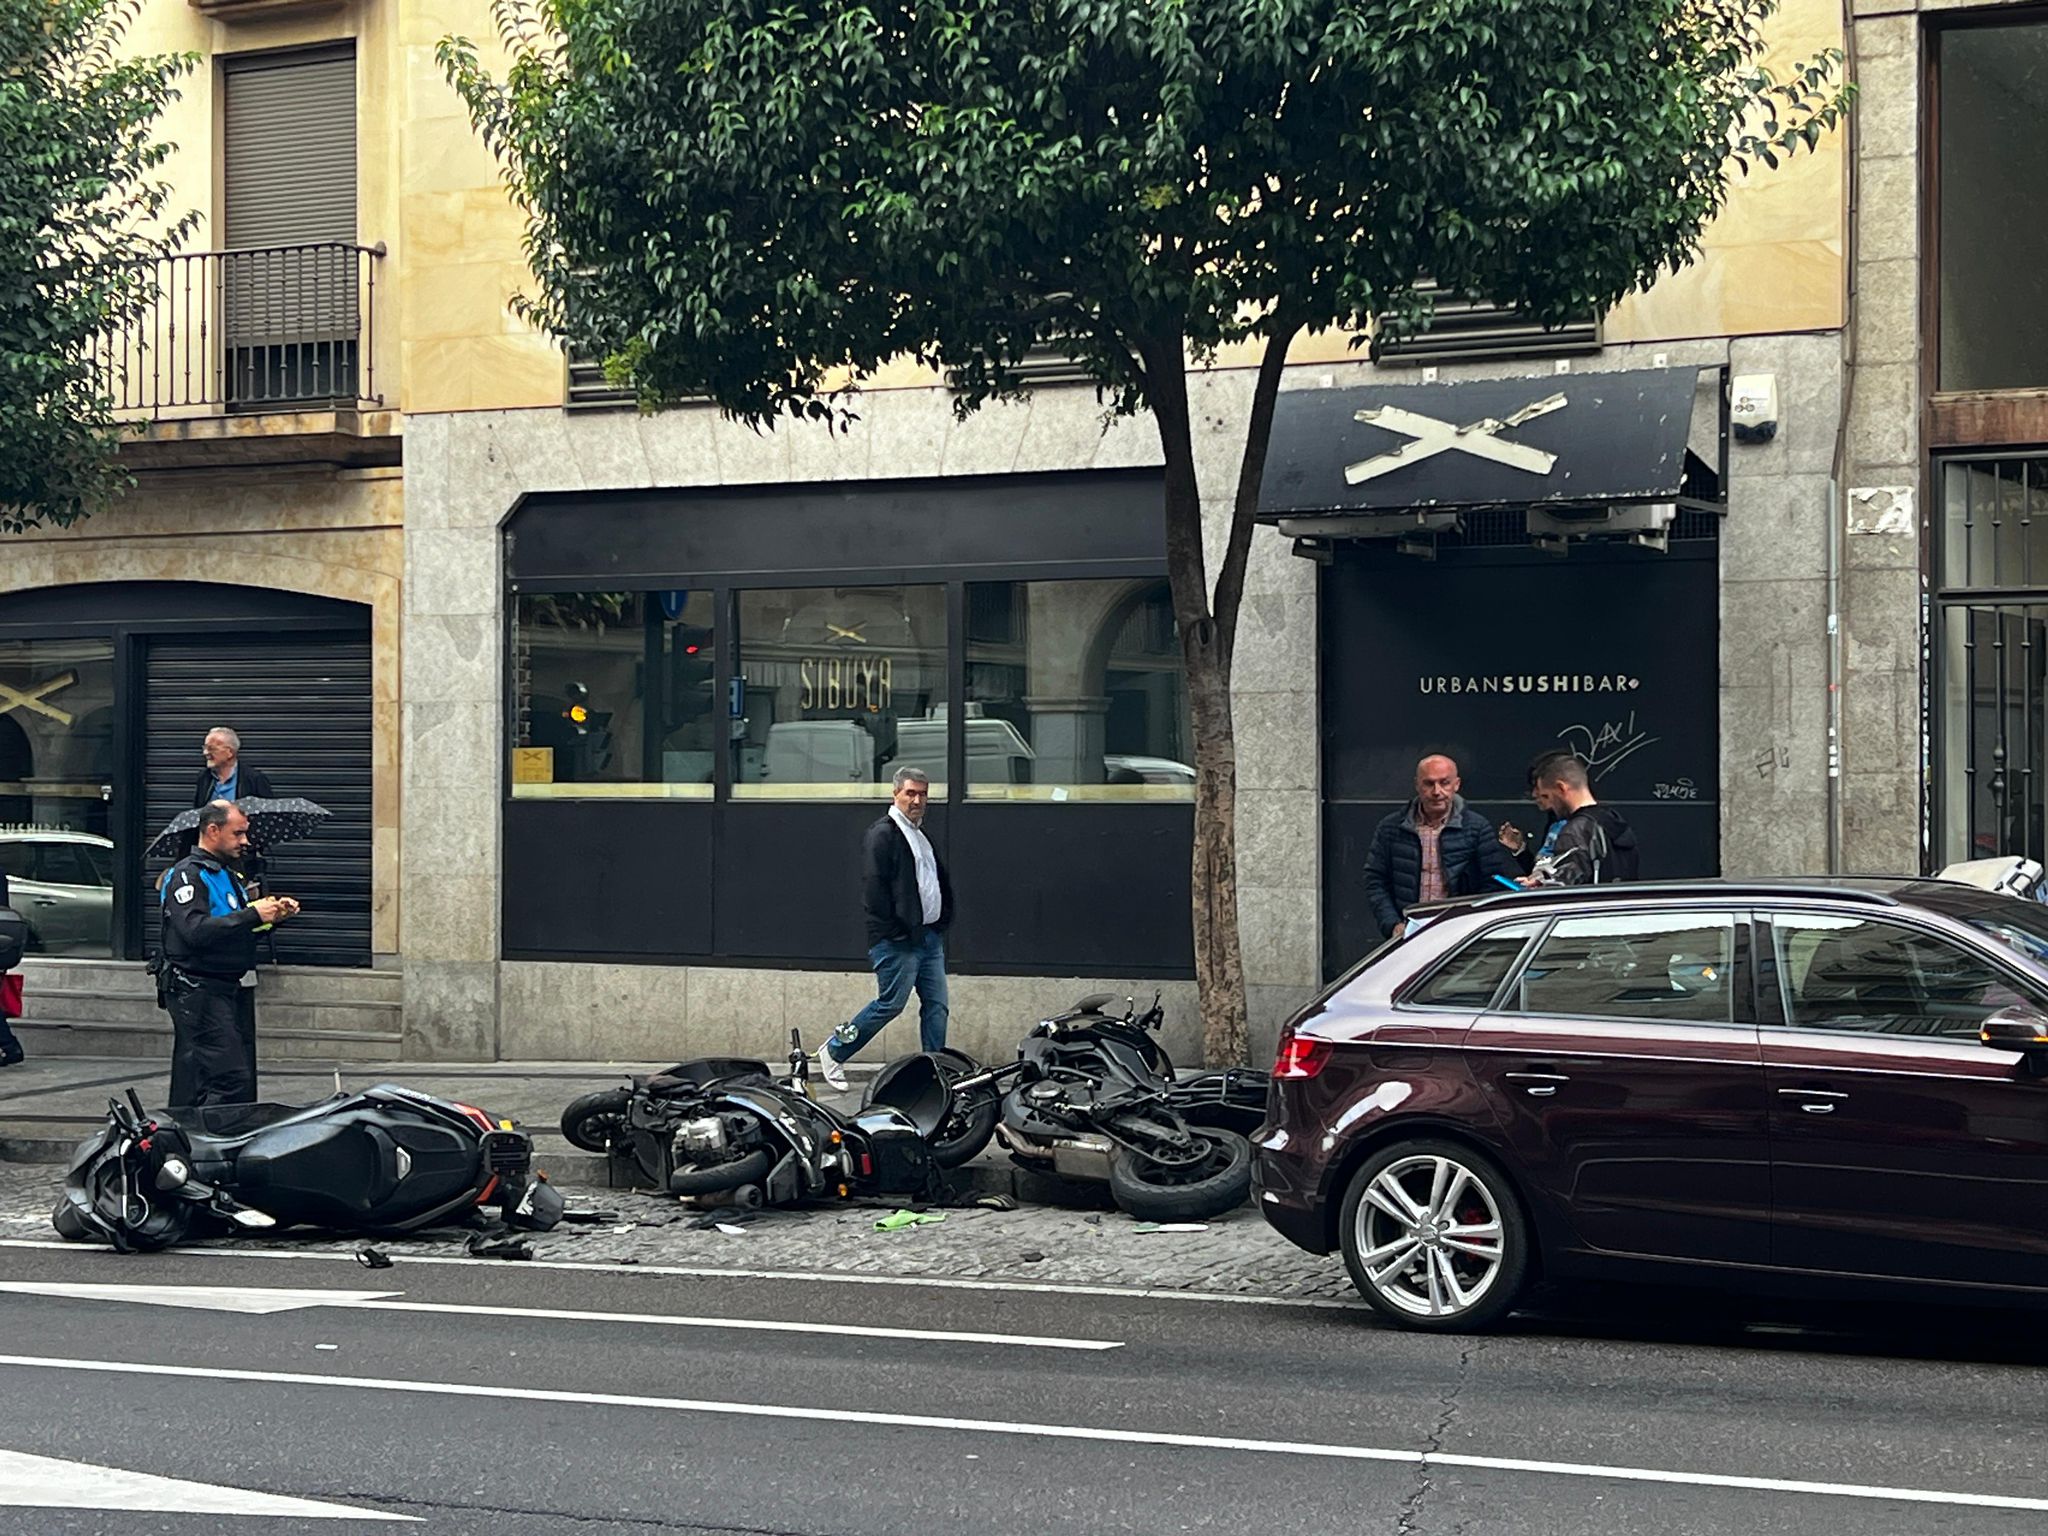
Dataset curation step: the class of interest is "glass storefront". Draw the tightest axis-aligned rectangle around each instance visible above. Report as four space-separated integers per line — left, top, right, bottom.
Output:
507 579 1193 805
512 590 717 798
964 578 1192 800
732 586 948 798
0 638 117 956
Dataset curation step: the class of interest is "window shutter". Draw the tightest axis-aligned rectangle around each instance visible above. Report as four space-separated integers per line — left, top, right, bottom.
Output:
222 48 357 350
1372 282 1601 366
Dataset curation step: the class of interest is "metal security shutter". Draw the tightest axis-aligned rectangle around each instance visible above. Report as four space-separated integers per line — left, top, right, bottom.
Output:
143 634 373 967
222 48 358 353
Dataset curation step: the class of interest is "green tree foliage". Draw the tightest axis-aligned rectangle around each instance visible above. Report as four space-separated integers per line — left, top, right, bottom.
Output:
0 0 196 532
442 0 1845 1062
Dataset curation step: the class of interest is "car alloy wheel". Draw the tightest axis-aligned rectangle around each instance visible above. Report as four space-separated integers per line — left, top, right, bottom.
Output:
1341 1139 1529 1332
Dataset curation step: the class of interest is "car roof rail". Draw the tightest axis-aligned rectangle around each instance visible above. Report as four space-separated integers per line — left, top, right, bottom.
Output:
1442 879 1921 913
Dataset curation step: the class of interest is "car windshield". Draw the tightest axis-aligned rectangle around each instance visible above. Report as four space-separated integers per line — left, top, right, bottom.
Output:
1961 900 2048 969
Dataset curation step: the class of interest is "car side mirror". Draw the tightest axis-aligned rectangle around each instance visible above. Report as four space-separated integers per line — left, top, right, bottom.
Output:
1981 1008 2048 1074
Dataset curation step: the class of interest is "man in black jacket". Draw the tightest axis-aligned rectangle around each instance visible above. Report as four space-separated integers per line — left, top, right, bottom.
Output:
813 766 952 1090
1527 754 1639 886
191 727 275 808
161 801 297 1106
1364 754 1520 937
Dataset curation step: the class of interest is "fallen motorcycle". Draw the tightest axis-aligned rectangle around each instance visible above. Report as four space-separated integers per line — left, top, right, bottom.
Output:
54 1085 564 1252
573 1033 960 1208
907 993 1263 1222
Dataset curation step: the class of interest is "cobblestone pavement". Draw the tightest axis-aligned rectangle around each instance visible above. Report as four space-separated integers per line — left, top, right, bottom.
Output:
0 1162 1359 1303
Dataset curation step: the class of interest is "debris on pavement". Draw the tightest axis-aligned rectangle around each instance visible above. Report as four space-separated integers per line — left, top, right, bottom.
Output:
1131 1222 1211 1234
354 1247 393 1269
874 1209 947 1232
714 1223 749 1236
1018 1250 1045 1263
467 1234 535 1261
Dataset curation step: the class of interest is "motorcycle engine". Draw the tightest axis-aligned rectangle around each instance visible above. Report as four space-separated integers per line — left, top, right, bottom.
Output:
674 1115 732 1157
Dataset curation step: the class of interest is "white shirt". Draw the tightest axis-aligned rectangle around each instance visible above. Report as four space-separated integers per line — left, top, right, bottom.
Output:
888 806 943 926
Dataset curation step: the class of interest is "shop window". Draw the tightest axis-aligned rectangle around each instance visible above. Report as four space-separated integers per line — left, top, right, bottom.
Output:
963 578 1193 801
730 586 948 799
0 638 117 957
1938 23 2048 392
510 591 716 798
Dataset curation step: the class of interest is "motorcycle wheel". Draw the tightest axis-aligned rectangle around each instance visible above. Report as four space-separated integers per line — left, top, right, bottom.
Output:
560 1089 634 1153
927 1049 999 1169
1107 1129 1253 1222
668 1148 775 1197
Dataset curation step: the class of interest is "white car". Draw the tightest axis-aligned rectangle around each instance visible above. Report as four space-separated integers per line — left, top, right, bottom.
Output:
0 829 115 955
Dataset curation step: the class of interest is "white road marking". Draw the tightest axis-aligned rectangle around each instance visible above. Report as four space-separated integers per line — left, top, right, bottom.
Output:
0 1282 400 1315
0 1447 416 1521
0 1354 2044 1514
0 1237 1359 1310
0 1276 1118 1350
335 1297 1120 1350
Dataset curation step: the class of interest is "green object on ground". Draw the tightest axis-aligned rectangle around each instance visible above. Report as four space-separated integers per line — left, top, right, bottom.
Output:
874 1209 946 1232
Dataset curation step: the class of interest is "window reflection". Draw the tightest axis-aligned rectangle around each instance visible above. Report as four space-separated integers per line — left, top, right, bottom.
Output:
512 591 716 798
964 578 1193 801
732 587 948 799
0 638 117 956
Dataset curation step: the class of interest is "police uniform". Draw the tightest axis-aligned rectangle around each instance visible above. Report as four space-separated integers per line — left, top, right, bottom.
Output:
160 849 262 1106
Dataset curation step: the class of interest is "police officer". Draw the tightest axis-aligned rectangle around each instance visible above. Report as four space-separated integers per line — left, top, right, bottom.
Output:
161 801 297 1106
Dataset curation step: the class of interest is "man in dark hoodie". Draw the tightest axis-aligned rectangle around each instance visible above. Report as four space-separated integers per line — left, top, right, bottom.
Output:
1364 754 1520 936
1525 753 1639 886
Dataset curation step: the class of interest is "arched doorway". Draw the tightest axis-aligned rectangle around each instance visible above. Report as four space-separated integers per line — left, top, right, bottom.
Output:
0 582 373 966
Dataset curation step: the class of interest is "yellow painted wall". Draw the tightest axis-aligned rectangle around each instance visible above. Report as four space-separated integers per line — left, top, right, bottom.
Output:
129 0 1846 414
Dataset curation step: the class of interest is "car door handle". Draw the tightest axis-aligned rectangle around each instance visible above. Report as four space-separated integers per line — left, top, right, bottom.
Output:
1505 1072 1571 1098
1777 1088 1848 1114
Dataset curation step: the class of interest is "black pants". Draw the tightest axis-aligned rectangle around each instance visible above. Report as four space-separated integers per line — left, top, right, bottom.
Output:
0 1012 20 1061
167 975 257 1108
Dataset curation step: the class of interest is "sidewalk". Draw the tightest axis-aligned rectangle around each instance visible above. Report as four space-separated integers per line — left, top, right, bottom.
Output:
0 1055 1357 1305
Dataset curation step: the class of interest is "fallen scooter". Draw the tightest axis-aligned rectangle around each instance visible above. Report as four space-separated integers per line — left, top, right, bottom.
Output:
54 1085 564 1252
608 1032 961 1209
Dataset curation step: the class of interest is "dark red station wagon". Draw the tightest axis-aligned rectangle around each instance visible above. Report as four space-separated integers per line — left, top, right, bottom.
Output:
1253 879 2048 1331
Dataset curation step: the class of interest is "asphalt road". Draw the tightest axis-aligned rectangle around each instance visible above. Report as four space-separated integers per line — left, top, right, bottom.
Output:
1 1242 2046 1534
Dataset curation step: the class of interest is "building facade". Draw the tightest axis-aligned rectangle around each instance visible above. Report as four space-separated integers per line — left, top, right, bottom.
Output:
9 0 2031 1069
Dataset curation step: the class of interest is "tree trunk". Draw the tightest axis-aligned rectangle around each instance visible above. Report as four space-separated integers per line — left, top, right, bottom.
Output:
1140 339 1248 1066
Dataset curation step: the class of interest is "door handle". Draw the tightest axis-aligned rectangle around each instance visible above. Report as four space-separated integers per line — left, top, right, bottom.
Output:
1777 1087 1848 1115
1505 1072 1570 1098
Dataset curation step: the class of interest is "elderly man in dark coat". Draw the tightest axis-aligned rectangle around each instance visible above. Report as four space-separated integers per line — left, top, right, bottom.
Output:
1363 754 1519 936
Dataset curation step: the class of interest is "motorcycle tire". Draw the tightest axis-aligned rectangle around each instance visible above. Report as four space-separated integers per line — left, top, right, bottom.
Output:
928 1048 999 1169
668 1148 775 1197
560 1089 634 1153
1107 1128 1253 1222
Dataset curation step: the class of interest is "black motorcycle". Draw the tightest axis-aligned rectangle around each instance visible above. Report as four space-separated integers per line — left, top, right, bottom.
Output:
566 1033 960 1209
924 993 1262 1222
54 1085 564 1252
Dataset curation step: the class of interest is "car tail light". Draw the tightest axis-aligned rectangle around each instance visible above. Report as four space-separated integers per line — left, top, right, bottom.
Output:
1273 1035 1333 1080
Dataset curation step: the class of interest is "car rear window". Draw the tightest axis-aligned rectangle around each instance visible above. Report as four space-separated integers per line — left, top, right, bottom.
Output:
1405 921 1541 1010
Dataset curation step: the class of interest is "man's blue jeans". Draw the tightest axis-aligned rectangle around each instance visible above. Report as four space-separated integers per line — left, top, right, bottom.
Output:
831 931 949 1061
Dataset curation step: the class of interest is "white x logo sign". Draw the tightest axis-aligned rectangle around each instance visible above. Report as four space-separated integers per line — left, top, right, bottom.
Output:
1344 392 1570 485
0 670 78 727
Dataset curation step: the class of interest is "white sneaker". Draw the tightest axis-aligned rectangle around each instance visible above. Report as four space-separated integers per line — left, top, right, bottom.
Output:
815 1042 849 1091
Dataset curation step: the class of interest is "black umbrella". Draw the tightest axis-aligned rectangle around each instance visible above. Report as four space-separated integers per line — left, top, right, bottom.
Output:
147 795 333 859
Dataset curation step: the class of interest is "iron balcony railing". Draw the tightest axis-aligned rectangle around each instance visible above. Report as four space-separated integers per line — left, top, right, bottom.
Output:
101 241 386 418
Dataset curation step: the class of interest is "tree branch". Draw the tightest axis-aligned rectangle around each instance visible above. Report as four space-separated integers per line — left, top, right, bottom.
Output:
1211 315 1298 660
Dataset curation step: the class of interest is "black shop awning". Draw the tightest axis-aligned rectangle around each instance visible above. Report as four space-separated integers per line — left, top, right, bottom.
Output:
1257 366 1721 522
